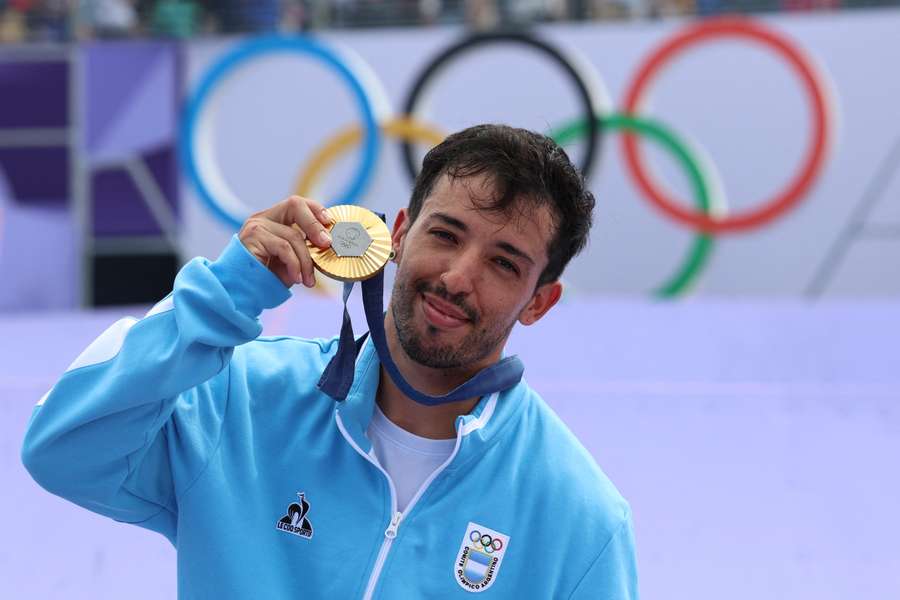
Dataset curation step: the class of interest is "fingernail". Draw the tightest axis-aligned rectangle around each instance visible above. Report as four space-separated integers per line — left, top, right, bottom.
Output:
319 230 331 245
321 209 332 223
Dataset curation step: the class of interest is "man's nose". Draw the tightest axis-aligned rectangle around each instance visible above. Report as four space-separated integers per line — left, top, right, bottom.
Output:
439 251 478 296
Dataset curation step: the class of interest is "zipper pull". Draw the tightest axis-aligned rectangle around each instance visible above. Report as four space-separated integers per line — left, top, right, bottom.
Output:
384 511 402 539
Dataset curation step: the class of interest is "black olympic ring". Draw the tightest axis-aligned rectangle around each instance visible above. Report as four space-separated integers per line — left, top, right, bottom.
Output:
400 30 603 183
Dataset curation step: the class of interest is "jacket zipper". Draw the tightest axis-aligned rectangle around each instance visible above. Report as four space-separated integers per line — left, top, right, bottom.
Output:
336 410 463 600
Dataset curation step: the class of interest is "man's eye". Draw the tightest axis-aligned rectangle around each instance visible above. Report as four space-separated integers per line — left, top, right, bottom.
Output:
431 230 457 243
494 257 519 275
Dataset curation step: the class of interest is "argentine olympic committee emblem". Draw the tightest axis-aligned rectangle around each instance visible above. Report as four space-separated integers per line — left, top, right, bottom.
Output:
454 522 510 592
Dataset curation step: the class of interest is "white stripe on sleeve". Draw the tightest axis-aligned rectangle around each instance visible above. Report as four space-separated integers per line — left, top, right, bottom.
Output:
64 317 139 373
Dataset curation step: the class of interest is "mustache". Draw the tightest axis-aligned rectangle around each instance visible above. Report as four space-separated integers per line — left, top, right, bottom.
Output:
414 280 479 323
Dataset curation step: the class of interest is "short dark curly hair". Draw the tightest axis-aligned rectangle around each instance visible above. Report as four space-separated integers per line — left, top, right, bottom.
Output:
407 124 595 287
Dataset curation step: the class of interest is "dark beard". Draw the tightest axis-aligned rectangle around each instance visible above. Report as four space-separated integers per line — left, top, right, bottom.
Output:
390 275 514 370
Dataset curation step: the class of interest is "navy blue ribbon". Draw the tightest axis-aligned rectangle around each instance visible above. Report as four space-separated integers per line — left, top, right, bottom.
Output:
317 254 524 406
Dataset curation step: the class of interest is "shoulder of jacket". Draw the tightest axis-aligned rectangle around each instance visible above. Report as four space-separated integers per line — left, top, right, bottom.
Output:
233 335 340 374
515 390 631 532
251 335 339 352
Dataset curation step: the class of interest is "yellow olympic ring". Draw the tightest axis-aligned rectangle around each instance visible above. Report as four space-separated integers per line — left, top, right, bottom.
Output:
295 116 446 197
288 116 445 296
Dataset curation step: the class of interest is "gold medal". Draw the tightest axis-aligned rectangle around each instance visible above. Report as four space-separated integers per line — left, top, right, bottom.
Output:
305 205 393 282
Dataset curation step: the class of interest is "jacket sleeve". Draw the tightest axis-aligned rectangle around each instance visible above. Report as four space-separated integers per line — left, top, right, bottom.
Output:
567 511 640 600
20 235 290 542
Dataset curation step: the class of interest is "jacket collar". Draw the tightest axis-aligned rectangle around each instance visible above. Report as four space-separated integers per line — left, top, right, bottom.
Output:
334 336 528 466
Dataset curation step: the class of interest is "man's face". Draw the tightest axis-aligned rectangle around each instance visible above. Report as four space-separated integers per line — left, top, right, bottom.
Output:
389 173 559 371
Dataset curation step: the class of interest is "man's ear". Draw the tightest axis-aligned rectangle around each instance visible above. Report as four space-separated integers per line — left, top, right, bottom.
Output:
391 209 410 263
518 281 563 326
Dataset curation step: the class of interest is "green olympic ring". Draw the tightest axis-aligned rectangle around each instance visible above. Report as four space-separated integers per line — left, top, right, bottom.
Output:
550 114 720 297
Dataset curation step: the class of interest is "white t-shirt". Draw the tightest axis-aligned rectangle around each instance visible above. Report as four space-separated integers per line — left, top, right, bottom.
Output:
366 404 456 513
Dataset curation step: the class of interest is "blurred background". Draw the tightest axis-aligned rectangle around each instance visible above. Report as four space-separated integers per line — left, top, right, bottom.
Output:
1 1 898 599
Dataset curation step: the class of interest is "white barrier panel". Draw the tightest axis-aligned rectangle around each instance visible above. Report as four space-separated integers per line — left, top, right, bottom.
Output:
180 12 900 297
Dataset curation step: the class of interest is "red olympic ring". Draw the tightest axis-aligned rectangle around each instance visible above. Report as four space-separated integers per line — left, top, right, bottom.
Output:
622 17 833 234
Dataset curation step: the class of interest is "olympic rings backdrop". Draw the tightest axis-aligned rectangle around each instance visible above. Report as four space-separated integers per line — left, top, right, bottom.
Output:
178 16 862 298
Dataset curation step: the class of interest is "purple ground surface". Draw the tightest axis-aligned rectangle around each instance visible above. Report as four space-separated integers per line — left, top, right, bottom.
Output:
2 298 898 599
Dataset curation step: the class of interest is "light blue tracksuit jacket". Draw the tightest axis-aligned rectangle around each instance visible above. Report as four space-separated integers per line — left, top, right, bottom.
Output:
22 236 639 599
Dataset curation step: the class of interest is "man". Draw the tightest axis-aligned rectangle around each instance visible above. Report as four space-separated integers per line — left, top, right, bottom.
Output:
22 124 638 598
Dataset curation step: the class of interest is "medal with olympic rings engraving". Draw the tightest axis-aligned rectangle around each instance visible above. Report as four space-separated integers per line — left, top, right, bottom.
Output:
305 205 393 282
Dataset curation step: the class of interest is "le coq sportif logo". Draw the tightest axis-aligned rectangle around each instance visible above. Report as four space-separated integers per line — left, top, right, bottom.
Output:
276 492 314 539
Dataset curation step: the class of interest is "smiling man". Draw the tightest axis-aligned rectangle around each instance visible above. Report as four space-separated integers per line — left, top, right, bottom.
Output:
23 124 638 598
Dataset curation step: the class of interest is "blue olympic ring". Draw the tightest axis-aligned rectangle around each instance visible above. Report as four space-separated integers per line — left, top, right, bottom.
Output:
179 35 382 230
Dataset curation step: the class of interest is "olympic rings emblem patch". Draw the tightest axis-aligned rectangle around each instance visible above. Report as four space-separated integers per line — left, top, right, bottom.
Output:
455 522 510 593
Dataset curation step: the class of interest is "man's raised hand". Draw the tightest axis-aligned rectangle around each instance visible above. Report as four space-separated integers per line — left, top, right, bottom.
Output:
238 195 333 288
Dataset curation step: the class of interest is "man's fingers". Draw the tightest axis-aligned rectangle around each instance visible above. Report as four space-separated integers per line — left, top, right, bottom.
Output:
285 196 332 249
265 221 317 288
239 196 334 288
303 197 334 228
239 218 281 266
254 228 302 286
